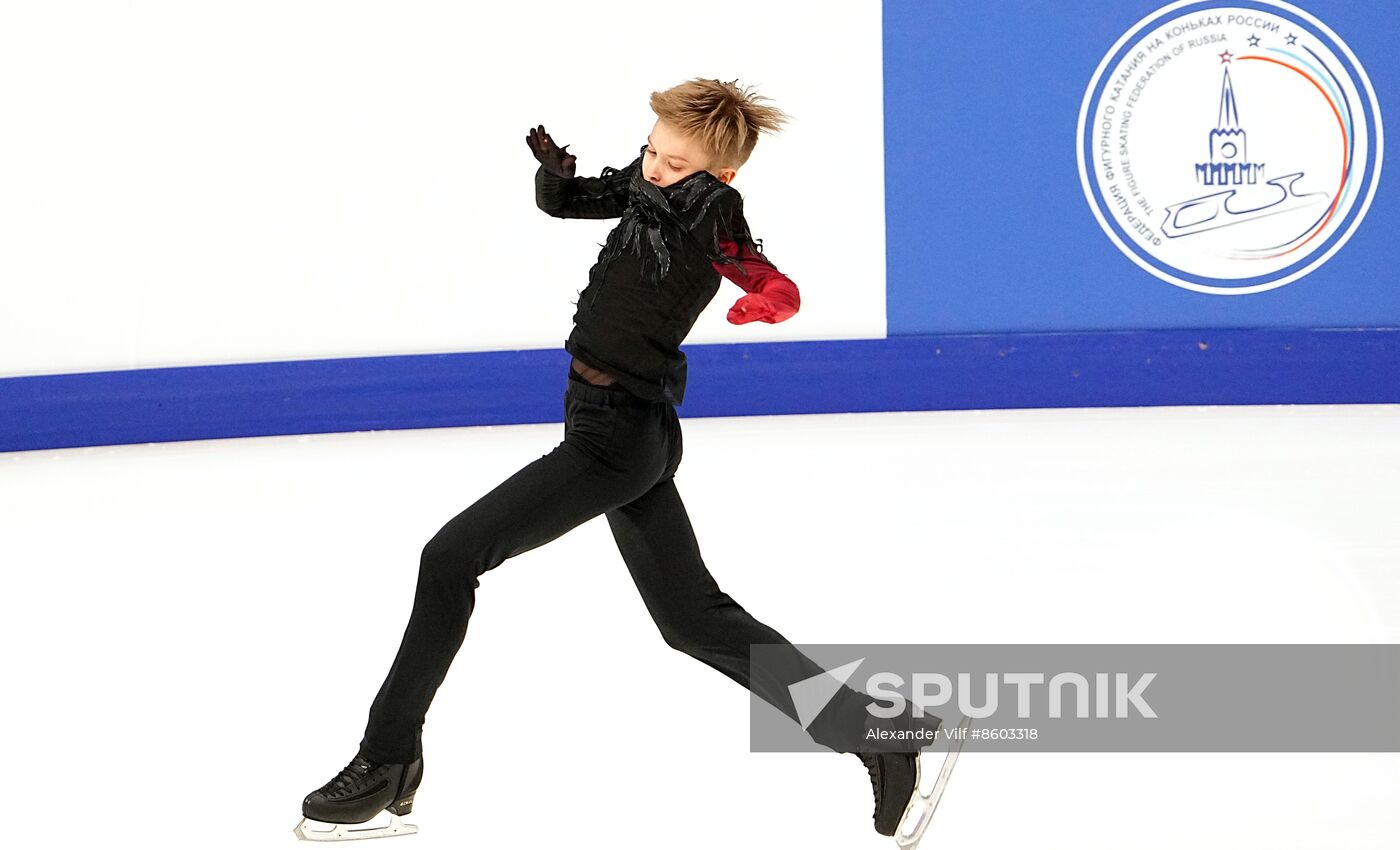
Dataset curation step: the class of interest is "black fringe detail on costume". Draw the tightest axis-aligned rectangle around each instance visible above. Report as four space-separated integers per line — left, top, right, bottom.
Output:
586 146 771 290
584 159 634 201
665 178 769 283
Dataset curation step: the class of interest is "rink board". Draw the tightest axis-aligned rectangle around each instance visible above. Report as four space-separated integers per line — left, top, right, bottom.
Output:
3 328 1397 452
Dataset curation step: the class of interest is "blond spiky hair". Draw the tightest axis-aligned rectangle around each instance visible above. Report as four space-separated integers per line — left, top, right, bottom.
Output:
648 77 790 171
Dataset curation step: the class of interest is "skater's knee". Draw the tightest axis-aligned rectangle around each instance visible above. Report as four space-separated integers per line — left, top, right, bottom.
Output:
419 534 454 570
650 596 745 655
654 617 710 656
419 532 490 581
657 623 687 652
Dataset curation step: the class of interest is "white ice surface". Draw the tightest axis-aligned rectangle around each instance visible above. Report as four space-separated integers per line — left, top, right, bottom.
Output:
1 403 1397 849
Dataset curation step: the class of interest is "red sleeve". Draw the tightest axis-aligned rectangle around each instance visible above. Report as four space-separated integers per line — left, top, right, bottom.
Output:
712 236 801 320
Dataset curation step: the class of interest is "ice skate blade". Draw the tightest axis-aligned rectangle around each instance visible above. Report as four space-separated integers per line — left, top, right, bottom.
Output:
894 715 971 850
293 812 418 841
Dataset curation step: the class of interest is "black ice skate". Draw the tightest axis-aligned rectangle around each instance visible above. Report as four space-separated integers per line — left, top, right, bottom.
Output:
295 752 423 841
856 714 971 848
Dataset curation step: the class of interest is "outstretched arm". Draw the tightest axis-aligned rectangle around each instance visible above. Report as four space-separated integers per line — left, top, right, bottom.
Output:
713 236 800 324
527 124 631 220
534 166 629 220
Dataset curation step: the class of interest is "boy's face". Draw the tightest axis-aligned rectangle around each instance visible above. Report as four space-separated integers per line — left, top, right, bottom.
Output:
643 119 737 188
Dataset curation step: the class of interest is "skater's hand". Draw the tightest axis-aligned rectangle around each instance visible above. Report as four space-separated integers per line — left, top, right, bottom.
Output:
727 292 780 324
526 124 577 179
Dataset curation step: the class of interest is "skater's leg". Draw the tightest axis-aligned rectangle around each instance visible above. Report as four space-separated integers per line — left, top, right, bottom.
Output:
358 378 670 763
605 470 875 754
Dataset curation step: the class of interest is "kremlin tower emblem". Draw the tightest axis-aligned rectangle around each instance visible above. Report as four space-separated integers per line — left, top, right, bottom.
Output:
1196 68 1265 186
1160 59 1326 240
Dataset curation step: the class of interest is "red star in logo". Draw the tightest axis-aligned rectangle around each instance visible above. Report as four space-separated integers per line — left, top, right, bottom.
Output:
1219 49 1233 63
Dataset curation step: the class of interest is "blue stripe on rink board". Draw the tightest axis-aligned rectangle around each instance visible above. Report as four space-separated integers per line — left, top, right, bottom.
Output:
2 328 1397 453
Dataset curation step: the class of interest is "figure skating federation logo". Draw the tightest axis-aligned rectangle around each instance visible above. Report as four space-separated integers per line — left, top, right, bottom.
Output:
1077 0 1383 294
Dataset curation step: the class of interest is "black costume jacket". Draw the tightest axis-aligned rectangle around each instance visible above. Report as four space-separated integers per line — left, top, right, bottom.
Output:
535 144 773 405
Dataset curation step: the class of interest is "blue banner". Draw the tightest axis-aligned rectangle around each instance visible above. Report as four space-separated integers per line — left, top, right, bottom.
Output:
885 0 1396 333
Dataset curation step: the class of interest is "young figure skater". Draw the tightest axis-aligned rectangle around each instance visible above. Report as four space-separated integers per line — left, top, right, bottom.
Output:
296 78 948 845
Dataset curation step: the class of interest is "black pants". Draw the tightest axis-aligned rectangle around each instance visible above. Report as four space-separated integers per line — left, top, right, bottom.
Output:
357 368 877 764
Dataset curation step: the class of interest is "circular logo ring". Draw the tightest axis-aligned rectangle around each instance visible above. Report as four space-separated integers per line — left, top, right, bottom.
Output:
1077 0 1383 294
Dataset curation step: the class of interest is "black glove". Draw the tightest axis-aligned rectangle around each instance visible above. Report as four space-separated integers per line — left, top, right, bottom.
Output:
526 124 577 179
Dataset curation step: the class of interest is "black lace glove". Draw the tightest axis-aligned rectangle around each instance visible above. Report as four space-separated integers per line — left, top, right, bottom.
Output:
526 124 577 179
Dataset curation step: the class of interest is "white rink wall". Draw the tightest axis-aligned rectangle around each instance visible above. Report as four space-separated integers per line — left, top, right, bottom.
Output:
0 0 884 379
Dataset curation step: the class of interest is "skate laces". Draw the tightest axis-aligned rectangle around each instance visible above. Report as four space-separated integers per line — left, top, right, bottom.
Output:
322 755 375 796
